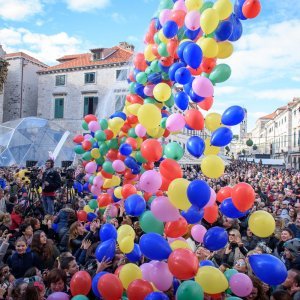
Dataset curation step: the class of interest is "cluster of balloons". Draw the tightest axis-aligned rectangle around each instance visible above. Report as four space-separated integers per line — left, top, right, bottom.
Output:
70 0 289 299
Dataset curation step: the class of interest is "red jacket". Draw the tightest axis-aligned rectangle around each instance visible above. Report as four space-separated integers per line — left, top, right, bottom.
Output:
10 212 23 230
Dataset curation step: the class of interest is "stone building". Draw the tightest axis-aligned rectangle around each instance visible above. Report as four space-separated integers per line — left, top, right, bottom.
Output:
37 42 134 134
0 45 8 123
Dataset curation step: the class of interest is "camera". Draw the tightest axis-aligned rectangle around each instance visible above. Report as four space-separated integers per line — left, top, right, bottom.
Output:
24 167 42 188
61 168 75 188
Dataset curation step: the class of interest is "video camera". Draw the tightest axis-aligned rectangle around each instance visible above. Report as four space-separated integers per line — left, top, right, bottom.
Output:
61 168 75 188
24 167 42 188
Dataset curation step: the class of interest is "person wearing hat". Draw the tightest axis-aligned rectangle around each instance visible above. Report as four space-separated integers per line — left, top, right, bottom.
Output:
283 238 300 270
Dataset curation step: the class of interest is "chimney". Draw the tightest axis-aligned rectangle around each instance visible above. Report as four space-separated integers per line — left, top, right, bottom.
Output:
119 42 135 52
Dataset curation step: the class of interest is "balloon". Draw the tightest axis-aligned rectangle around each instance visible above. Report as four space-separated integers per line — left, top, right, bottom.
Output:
200 8 219 34
185 109 205 130
195 266 228 294
229 273 253 297
150 261 173 291
170 239 191 250
206 187 216 207
165 217 188 238
77 210 87 222
87 212 97 222
201 155 225 179
125 194 146 217
47 292 69 300
229 14 243 41
205 113 222 132
92 272 107 298
248 210 275 238
231 182 255 212
186 136 205 158
145 292 169 300
215 20 233 41
112 159 126 173
203 226 228 251
71 296 89 300
141 139 163 162
153 83 172 102
168 178 191 210
213 0 233 20
127 279 154 300
191 224 207 243
140 211 164 234
192 76 214 98
97 273 123 300
176 280 204 300
122 184 137 199
119 143 133 156
126 243 142 263
209 63 231 84
204 138 220 156
220 198 248 218
222 105 245 126
135 124 147 137
181 205 204 224
119 263 142 289
249 254 288 285
203 204 219 224
200 260 215 267
166 113 186 132
159 158 183 181
168 248 198 280
198 37 218 58
164 142 184 161
139 233 172 261
217 186 232 202
138 104 161 129
117 224 135 243
70 271 91 296
183 43 203 69
174 91 189 110
163 20 178 39
211 127 233 147
187 179 211 209
242 0 261 19
185 10 201 31
151 196 181 222
85 161 97 173
224 268 238 282
95 239 116 261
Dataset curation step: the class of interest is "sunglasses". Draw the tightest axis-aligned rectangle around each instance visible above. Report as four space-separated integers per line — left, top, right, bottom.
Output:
229 233 236 237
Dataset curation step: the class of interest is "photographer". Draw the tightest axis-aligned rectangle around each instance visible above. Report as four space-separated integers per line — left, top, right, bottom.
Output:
41 160 62 215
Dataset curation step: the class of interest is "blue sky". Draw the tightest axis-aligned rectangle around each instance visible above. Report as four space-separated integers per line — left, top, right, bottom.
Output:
0 0 300 131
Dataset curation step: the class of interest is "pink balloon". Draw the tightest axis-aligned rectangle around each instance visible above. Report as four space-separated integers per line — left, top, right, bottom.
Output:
84 134 92 140
93 176 104 187
159 9 172 26
205 188 216 208
84 174 90 181
149 261 173 291
185 10 200 30
173 0 187 12
91 185 101 196
140 263 154 282
47 292 70 300
167 237 185 244
112 159 126 172
107 204 118 217
144 84 155 97
230 273 253 297
85 161 97 173
107 188 114 196
139 170 162 194
151 196 181 222
191 224 207 243
166 113 186 132
192 76 214 97
88 120 100 132
135 124 147 138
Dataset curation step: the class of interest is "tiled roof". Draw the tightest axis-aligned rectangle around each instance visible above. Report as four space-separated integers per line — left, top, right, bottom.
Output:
259 112 276 120
40 46 133 73
5 52 48 67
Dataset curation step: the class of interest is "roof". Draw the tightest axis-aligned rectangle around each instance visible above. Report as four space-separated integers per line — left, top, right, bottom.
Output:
259 112 276 120
40 46 133 73
5 52 48 67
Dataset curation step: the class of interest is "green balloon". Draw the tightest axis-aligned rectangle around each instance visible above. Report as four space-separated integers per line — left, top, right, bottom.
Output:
103 161 114 174
224 269 238 281
129 82 136 94
136 72 148 85
226 297 242 300
74 145 85 154
159 0 174 10
177 27 187 41
164 142 184 161
95 130 107 141
107 138 119 149
139 211 164 234
95 156 104 165
99 119 108 130
145 67 153 75
147 196 156 206
128 128 138 138
82 151 92 161
246 139 254 147
200 1 214 13
120 136 127 144
162 72 170 80
158 43 170 57
150 60 161 73
72 295 89 300
164 94 174 108
88 199 98 210
99 143 109 156
135 151 147 163
160 117 167 129
176 281 204 300
82 121 89 130
144 97 156 104
154 33 161 45
209 64 231 84
89 176 95 184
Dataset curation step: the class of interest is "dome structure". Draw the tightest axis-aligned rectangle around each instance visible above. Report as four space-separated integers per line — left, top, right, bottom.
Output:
0 117 75 166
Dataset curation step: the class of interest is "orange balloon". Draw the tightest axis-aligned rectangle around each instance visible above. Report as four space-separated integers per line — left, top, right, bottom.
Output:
170 10 186 27
159 158 183 181
122 184 137 199
160 176 172 191
73 135 84 144
184 109 204 130
200 57 216 74
216 186 232 203
204 205 219 224
126 137 138 150
197 97 214 111
140 139 163 162
232 182 255 212
165 217 188 238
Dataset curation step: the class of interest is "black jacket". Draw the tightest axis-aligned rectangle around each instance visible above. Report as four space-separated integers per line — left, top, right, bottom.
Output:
42 168 62 193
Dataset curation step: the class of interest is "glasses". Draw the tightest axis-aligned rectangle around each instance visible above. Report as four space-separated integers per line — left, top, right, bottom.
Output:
229 233 236 237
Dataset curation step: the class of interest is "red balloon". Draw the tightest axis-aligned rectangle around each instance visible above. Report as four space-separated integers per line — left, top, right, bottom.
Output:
73 135 84 144
216 186 233 203
70 271 91 296
170 10 186 27
197 96 214 111
101 170 113 179
200 58 216 74
117 152 126 161
163 129 171 138
77 210 87 222
127 115 138 124
140 139 163 162
128 94 144 105
232 182 255 212
104 129 114 140
143 192 152 201
165 217 188 238
184 109 204 130
114 265 124 277
187 66 202 76
122 184 137 199
98 273 123 300
144 31 155 44
242 0 261 19
124 170 137 180
121 123 131 133
167 249 198 280
84 114 97 123
106 149 119 161
167 38 179 57
98 194 112 207
160 175 172 191
127 279 154 300
126 137 138 150
204 205 219 224
143 162 154 170
159 158 182 181
133 53 148 71
151 44 160 58
160 56 174 67
82 140 92 151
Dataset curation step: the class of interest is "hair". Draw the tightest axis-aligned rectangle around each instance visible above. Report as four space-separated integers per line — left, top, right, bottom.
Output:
11 282 28 300
0 212 11 225
271 290 292 300
250 275 268 300
60 256 76 271
19 222 32 235
54 252 73 268
281 228 295 239
290 269 300 286
46 268 67 285
24 267 38 278
229 228 242 240
46 159 54 168
28 218 40 230
23 284 42 300
68 221 82 250
16 236 27 245
31 230 54 261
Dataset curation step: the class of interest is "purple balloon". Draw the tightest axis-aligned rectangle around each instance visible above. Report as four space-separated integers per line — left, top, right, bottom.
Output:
151 196 181 222
139 170 162 194
230 273 253 297
47 292 70 300
141 262 154 282
192 76 214 98
191 224 207 243
150 261 173 291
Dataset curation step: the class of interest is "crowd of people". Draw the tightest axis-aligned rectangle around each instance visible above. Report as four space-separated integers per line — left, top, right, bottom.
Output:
0 159 299 300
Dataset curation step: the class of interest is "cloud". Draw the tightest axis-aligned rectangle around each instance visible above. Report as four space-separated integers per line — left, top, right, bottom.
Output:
251 89 300 102
292 76 300 82
111 12 126 24
65 0 110 12
0 0 43 21
248 111 269 119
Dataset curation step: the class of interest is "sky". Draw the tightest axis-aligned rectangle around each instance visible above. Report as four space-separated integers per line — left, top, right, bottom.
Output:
0 0 300 132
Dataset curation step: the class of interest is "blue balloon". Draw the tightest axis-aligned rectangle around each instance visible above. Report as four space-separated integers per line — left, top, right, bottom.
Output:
200 260 215 267
184 27 201 40
100 223 117 241
169 62 186 81
77 183 83 193
83 182 89 191
51 223 58 233
124 194 146 216
112 193 120 203
125 243 142 263
249 254 288 285
158 63 170 74
145 292 169 300
234 0 247 20
174 91 189 111
183 43 203 69
140 233 172 261
189 89 205 103
110 112 126 120
187 136 205 158
154 18 162 30
177 41 193 62
124 156 138 169
181 205 204 224
131 165 141 174
187 179 211 209
95 239 116 261
87 212 97 222
183 76 194 94
173 278 180 294
148 72 162 84
120 143 133 156
215 20 234 41
135 83 146 98
219 198 247 218
175 67 191 85
203 227 228 251
221 105 245 126
211 127 233 147
163 20 178 39
229 14 243 42
92 271 107 298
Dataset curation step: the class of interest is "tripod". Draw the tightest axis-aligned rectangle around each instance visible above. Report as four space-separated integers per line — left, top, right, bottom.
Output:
24 182 43 217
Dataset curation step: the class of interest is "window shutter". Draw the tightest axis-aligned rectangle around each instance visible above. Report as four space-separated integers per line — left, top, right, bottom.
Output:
84 97 89 116
93 97 98 114
54 98 64 118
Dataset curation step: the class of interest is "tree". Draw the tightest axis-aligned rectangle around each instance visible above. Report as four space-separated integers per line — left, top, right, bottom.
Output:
246 139 253 147
0 59 9 92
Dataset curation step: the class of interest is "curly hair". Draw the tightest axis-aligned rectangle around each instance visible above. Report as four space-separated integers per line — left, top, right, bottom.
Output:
30 230 55 261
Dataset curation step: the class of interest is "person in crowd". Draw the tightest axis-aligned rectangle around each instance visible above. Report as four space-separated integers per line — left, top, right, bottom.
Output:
274 228 294 258
282 239 300 270
277 269 300 300
18 223 33 247
44 268 68 297
68 221 87 255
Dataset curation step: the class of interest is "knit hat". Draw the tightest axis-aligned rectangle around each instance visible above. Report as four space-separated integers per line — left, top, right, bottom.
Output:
284 238 300 256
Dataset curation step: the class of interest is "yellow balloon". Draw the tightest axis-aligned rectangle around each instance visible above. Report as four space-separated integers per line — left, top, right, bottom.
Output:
248 211 275 238
144 44 156 62
198 37 219 58
213 0 233 20
147 126 165 138
114 186 122 199
91 148 100 159
195 266 228 294
153 83 172 102
170 240 191 251
217 41 234 59
158 30 169 44
119 263 142 289
205 113 222 132
136 137 143 149
168 178 191 210
84 205 94 213
119 236 134 254
200 8 219 34
117 224 135 243
201 155 224 179
179 39 193 45
154 101 164 109
204 138 220 156
127 104 142 116
108 117 124 130
138 104 161 129
186 0 203 11
103 176 121 189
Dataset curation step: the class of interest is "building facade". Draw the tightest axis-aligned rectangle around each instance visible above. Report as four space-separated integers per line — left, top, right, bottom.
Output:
0 45 8 123
37 42 134 134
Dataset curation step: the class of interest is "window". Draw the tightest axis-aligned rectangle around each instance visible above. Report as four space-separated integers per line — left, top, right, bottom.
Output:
55 75 66 86
294 131 296 147
85 72 96 84
116 69 128 81
115 95 126 111
84 97 98 116
298 130 300 146
54 98 64 118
